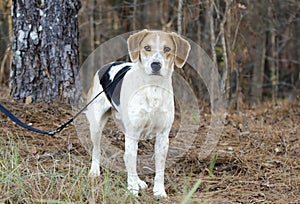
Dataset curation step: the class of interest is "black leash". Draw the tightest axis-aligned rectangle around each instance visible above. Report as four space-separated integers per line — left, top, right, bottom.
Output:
0 88 107 136
0 103 56 135
0 66 130 136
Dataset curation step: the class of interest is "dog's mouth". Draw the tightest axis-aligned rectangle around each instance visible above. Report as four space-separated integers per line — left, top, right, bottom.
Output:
150 71 162 76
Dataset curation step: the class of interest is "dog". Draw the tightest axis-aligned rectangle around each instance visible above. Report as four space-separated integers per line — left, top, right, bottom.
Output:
85 29 190 197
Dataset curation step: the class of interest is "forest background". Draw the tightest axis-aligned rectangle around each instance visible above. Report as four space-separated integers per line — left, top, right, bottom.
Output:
0 0 299 106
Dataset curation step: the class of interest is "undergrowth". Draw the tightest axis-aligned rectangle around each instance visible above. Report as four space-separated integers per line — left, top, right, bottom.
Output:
0 134 202 203
0 135 142 203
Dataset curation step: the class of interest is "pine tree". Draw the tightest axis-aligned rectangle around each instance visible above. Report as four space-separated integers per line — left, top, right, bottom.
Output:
11 0 81 103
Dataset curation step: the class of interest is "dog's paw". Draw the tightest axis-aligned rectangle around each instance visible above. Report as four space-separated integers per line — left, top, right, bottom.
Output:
88 169 100 178
88 165 100 178
127 177 147 196
137 178 148 189
127 184 139 197
153 185 167 198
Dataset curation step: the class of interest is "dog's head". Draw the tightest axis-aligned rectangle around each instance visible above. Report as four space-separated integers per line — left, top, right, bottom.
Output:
127 29 191 76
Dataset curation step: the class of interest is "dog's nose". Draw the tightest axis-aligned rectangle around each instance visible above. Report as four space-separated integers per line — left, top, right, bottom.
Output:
151 62 161 72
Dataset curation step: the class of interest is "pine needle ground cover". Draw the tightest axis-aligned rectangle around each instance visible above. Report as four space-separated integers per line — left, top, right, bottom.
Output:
0 90 299 203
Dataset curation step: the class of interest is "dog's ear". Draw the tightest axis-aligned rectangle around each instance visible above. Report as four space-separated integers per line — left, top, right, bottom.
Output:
127 29 149 62
171 32 191 68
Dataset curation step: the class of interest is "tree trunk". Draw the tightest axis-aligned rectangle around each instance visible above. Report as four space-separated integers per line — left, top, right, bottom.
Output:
208 0 217 65
0 0 12 85
132 0 137 30
220 0 230 102
177 0 183 35
269 20 277 103
11 0 81 103
250 31 266 104
250 2 267 105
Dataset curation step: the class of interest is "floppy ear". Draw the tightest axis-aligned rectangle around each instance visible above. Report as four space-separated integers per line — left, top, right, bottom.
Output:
171 32 191 68
127 29 149 62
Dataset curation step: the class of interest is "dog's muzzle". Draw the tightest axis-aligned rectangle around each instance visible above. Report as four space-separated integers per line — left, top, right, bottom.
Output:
151 62 161 73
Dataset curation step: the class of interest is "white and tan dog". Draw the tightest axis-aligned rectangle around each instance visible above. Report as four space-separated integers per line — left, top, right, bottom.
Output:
86 29 190 197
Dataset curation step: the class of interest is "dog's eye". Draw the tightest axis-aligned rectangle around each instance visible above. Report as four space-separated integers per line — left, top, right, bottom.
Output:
144 46 151 51
164 47 171 53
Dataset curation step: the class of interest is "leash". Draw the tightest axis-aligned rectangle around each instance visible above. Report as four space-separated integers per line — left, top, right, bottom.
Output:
0 103 57 135
0 87 107 136
0 66 130 136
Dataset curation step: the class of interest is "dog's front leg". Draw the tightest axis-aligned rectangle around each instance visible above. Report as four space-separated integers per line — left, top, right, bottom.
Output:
153 133 169 197
124 135 148 196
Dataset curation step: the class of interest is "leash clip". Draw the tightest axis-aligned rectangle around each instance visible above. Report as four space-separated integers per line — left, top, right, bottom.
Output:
47 130 58 136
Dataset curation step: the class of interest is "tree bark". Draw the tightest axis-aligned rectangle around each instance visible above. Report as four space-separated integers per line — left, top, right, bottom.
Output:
11 0 81 103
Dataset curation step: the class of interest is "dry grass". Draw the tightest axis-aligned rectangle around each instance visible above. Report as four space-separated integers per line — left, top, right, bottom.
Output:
0 89 299 203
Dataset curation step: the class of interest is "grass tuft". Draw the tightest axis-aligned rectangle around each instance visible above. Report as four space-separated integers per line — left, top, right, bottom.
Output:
181 179 202 204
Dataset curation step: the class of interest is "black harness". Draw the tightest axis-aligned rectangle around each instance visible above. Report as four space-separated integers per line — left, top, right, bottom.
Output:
98 62 131 107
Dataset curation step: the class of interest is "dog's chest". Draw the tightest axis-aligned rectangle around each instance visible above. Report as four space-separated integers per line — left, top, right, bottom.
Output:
126 86 174 135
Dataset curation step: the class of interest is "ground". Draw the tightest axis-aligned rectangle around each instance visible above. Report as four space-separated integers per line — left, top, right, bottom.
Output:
0 88 299 203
